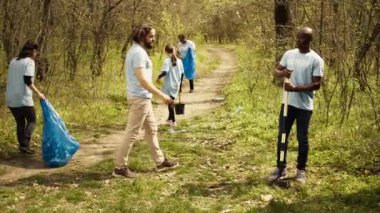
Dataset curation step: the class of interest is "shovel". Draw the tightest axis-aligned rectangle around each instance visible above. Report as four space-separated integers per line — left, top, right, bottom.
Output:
175 92 185 114
175 74 185 115
271 73 292 188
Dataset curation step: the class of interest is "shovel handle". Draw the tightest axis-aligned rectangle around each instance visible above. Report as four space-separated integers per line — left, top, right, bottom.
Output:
283 78 290 117
178 73 184 104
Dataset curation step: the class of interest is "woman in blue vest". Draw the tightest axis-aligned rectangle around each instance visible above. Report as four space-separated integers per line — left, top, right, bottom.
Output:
177 34 196 93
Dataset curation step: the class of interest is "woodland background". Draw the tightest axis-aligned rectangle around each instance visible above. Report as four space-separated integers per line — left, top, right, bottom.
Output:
0 0 379 211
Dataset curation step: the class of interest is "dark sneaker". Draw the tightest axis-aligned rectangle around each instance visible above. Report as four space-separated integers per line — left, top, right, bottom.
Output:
112 166 137 178
19 147 35 154
156 159 179 172
296 169 306 183
268 167 287 181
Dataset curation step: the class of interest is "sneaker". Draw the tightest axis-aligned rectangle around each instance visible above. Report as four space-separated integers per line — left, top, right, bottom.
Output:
171 121 177 127
189 89 194 93
112 166 137 178
156 159 179 172
166 120 172 126
268 167 287 181
296 169 306 183
19 147 35 154
168 128 176 134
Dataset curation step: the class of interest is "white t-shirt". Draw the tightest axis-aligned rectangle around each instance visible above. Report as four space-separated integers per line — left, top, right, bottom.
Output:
5 57 35 107
178 40 196 59
161 58 184 98
125 43 153 99
280 48 324 111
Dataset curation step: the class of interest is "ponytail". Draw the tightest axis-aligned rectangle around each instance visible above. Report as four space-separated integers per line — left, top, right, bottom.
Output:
165 45 178 66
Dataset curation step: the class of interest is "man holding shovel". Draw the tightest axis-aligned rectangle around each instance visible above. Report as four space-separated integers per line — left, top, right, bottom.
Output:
269 27 324 183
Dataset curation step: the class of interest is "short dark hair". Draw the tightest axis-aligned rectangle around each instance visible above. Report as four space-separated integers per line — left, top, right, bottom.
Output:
17 40 38 60
132 24 154 43
178 34 186 40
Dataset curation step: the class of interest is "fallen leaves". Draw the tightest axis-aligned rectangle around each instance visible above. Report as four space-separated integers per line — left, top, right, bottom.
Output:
260 194 273 202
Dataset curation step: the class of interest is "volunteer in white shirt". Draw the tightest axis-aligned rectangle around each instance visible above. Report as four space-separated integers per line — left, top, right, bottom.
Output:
5 40 45 154
178 34 196 93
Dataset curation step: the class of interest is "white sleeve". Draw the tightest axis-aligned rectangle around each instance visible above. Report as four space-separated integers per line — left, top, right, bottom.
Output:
190 41 196 50
178 59 184 74
131 51 146 70
24 59 35 77
161 59 170 72
312 58 324 77
279 51 289 67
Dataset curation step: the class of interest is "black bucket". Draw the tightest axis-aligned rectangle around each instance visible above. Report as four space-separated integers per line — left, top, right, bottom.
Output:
175 103 185 115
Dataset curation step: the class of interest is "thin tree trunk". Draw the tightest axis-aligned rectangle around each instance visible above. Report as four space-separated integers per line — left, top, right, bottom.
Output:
318 0 325 55
274 0 293 61
274 0 293 85
2 0 18 64
376 41 380 86
35 0 52 82
354 23 380 90
36 0 52 54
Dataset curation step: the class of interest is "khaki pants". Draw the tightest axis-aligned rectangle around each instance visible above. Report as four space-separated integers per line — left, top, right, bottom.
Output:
115 96 165 168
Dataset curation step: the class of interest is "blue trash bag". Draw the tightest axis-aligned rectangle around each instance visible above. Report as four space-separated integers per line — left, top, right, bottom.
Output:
183 47 196 80
40 99 80 168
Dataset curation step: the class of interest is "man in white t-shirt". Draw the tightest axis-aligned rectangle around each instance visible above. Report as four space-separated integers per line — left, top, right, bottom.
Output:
178 34 196 93
269 27 324 183
5 40 45 154
113 24 179 178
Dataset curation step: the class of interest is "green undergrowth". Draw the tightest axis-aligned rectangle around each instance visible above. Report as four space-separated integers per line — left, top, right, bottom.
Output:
0 46 378 212
0 44 219 157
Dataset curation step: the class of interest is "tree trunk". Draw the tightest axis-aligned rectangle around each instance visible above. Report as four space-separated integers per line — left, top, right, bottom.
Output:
274 0 293 85
318 0 325 55
36 0 52 54
35 0 53 82
275 0 293 59
90 0 126 78
2 0 19 64
354 23 380 90
65 3 80 80
377 41 380 86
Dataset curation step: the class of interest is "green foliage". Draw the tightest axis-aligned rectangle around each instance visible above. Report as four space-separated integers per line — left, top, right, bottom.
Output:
0 45 218 156
155 10 185 51
0 46 378 212
229 45 380 173
0 0 379 210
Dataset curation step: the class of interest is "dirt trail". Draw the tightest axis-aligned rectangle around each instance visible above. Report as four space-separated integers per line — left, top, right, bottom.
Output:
0 47 237 184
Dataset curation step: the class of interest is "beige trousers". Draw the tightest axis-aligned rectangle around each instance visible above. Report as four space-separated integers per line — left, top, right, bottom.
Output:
115 96 165 168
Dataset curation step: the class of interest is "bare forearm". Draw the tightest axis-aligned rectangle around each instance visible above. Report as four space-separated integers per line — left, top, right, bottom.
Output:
273 68 284 78
28 83 45 99
157 71 167 80
134 67 171 104
285 76 322 92
293 82 321 92
140 79 164 97
273 65 291 79
29 84 42 95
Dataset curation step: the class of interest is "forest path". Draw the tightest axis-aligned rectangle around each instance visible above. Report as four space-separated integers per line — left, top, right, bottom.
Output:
0 47 237 184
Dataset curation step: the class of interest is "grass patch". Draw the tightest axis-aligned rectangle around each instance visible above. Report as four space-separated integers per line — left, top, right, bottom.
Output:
0 45 217 156
1 105 378 211
0 45 378 212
